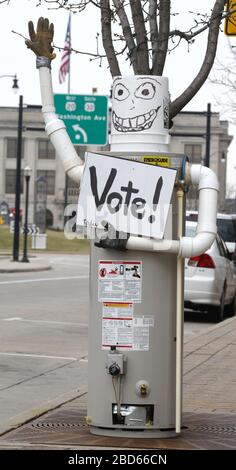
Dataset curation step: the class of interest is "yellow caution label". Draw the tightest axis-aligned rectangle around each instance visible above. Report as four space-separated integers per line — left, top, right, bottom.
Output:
141 156 170 167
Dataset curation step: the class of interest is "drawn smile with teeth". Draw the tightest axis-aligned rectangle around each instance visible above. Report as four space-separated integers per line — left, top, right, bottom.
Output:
112 107 160 132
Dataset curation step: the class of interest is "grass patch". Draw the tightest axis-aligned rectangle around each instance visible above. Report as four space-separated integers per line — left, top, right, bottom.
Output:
0 225 89 253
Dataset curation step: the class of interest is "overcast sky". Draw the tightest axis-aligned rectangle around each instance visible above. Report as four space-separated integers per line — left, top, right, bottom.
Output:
0 0 235 189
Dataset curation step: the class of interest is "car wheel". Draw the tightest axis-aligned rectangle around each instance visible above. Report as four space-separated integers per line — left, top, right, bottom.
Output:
214 287 226 323
224 294 236 318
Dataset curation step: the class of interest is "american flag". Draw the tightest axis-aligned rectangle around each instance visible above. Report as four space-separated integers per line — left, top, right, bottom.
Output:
59 14 71 84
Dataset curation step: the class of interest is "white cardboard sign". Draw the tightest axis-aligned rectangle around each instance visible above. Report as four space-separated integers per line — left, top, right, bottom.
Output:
77 153 176 238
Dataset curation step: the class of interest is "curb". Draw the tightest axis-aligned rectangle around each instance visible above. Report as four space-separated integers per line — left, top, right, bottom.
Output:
0 264 52 273
0 387 87 437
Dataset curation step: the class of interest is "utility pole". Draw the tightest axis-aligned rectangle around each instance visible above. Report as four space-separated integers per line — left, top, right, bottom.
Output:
205 103 211 168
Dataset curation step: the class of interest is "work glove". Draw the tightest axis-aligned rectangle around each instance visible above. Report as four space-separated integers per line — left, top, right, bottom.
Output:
25 17 56 60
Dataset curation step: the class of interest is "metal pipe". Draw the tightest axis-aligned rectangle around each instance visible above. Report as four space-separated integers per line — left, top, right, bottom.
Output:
175 187 184 434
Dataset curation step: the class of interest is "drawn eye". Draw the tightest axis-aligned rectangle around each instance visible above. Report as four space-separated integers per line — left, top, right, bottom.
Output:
113 83 130 101
135 82 156 100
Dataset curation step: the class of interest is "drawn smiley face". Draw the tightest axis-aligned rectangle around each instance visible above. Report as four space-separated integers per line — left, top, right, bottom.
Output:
112 76 162 133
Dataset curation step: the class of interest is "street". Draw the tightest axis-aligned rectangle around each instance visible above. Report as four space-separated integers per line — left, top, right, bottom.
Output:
0 254 215 424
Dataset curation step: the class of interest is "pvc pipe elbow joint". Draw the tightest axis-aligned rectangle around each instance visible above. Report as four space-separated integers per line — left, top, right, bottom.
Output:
67 165 84 183
45 118 66 136
190 165 219 191
179 232 216 258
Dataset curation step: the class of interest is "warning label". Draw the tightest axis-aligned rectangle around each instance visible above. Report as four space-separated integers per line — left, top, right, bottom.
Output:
102 302 133 349
141 156 170 167
98 261 142 303
103 302 133 319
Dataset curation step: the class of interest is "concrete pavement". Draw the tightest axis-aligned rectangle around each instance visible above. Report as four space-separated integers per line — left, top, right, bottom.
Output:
0 315 235 449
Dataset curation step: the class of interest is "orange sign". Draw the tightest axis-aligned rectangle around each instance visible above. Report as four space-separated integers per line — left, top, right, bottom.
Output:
225 0 236 35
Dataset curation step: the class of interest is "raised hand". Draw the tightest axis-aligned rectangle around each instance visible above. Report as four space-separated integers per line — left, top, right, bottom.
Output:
25 17 56 60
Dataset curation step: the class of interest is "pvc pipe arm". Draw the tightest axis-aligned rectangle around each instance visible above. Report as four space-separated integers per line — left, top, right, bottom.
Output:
38 67 84 184
126 164 219 258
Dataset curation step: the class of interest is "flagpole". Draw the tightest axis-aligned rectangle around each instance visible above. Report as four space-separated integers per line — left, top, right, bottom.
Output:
68 12 71 94
65 12 71 219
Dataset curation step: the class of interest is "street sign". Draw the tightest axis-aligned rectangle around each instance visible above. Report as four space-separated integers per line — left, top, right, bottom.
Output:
77 153 177 238
225 0 236 35
54 94 108 146
22 224 39 235
10 222 39 235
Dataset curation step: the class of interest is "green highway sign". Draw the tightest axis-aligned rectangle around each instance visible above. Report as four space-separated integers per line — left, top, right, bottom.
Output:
54 93 108 146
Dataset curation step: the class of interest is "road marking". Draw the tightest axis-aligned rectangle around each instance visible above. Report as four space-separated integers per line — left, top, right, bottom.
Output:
0 275 88 285
2 317 22 321
0 352 78 361
2 318 88 327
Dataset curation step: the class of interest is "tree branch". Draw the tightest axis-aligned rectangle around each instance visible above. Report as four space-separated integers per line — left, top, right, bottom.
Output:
148 0 158 61
152 0 170 75
170 0 225 120
113 0 138 73
101 0 121 77
130 0 150 74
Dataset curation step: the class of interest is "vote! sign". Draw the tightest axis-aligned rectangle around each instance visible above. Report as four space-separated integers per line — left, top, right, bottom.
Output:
77 153 177 238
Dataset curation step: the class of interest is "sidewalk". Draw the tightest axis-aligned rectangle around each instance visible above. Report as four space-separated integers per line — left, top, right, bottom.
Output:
0 256 51 273
0 316 235 449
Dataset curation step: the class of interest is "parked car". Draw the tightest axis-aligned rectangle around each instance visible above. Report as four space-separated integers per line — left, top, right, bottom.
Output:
216 213 236 255
186 211 236 255
184 221 236 322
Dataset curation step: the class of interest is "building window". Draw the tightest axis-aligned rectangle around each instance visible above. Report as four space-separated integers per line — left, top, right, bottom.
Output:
38 139 55 159
37 170 55 195
7 138 24 158
46 209 54 228
184 144 202 164
66 175 80 200
5 170 24 194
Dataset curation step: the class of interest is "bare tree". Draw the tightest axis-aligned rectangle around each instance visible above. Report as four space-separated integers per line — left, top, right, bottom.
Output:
7 0 228 122
209 41 236 122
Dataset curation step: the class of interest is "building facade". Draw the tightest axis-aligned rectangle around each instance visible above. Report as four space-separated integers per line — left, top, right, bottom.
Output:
0 105 232 230
170 111 232 211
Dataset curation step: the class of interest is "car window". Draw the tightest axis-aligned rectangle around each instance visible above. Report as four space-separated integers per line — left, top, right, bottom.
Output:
216 234 230 259
186 213 198 222
185 225 197 238
217 218 236 243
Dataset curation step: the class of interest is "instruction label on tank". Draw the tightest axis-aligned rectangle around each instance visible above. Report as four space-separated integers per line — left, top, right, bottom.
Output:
102 302 133 349
102 308 153 351
98 261 142 302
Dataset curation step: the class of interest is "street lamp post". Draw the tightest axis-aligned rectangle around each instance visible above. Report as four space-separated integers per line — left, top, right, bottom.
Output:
0 74 21 261
205 103 211 168
12 93 23 261
0 74 18 91
21 166 32 263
